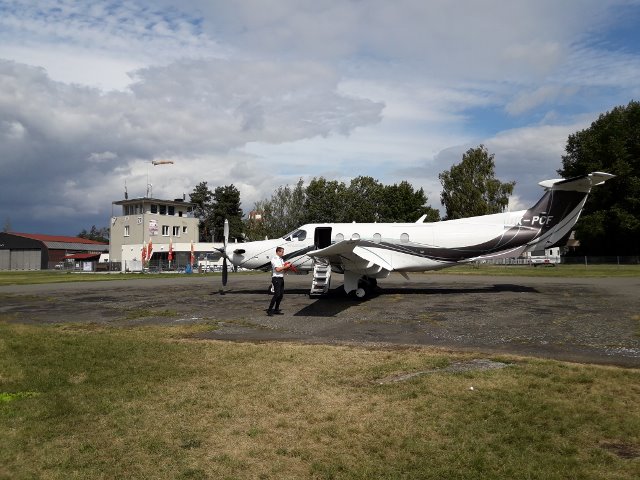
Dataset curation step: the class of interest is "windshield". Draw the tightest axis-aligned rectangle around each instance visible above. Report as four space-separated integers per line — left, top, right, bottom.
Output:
282 229 307 241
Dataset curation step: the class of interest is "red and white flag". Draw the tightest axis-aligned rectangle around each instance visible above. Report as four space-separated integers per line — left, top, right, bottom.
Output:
168 238 173 262
141 241 147 263
147 239 153 260
190 241 195 266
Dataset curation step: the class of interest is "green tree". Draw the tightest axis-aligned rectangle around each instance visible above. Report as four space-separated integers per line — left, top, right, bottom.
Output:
245 176 441 240
78 225 109 243
245 180 306 240
343 176 385 222
559 100 640 255
211 185 243 242
189 182 214 241
380 181 440 223
303 177 348 223
439 145 515 220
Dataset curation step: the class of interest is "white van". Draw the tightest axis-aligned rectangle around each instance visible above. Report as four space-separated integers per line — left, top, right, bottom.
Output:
529 247 561 266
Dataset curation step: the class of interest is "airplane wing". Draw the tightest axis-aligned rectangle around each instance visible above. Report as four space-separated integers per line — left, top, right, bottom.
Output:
308 240 359 258
308 240 394 272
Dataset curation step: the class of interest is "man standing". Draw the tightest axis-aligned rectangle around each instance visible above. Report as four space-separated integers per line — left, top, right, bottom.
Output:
267 246 291 316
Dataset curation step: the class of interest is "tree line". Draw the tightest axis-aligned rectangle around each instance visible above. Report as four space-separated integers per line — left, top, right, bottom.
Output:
244 177 441 241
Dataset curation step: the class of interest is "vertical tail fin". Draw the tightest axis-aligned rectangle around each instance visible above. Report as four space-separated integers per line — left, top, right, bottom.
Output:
522 172 614 250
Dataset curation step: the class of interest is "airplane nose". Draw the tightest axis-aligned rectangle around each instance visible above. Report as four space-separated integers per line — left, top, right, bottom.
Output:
228 251 245 267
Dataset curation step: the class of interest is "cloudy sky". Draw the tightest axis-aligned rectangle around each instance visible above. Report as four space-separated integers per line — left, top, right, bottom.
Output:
1 0 639 235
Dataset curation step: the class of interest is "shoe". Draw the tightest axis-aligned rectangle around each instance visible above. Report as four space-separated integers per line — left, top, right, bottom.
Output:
266 310 274 316
274 310 284 315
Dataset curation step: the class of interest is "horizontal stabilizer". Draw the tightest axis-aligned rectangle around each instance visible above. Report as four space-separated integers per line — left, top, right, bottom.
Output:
538 171 615 192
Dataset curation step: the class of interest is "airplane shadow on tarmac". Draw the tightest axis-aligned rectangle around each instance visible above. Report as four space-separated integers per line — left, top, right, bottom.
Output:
375 284 538 295
294 284 539 317
211 287 314 296
210 284 538 317
213 284 537 296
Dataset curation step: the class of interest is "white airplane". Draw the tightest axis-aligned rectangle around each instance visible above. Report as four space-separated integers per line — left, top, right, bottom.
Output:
218 172 613 298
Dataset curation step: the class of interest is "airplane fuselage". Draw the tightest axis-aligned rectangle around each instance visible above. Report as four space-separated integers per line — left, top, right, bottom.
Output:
230 209 533 274
225 172 613 296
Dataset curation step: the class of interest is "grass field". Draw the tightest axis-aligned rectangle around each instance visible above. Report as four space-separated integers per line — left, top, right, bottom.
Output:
1 322 639 479
0 264 639 287
0 270 215 286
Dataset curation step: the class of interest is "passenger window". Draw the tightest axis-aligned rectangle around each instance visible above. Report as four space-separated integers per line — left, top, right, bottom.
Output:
400 233 409 243
351 233 360 240
373 233 382 244
335 233 344 241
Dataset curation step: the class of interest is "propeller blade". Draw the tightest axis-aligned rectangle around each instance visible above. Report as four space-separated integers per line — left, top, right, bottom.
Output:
222 257 228 286
223 219 229 248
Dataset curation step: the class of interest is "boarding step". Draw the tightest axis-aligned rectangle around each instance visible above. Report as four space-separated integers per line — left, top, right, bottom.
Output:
310 262 331 296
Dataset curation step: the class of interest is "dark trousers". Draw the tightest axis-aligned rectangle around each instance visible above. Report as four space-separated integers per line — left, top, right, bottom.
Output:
268 277 284 311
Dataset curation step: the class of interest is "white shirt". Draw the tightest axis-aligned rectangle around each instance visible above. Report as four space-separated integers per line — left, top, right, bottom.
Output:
271 256 285 278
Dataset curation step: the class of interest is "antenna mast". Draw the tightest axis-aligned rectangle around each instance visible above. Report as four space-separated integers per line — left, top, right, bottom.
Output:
146 159 174 198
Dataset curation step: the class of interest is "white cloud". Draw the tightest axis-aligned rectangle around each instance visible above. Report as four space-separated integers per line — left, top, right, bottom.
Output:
88 151 118 164
0 56 383 230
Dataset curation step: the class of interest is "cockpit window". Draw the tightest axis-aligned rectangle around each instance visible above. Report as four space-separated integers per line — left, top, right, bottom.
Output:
281 229 307 241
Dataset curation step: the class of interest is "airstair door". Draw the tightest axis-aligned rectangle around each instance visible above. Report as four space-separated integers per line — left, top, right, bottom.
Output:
314 227 332 249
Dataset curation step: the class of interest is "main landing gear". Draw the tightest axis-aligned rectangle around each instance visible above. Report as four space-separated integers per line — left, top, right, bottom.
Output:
348 275 378 299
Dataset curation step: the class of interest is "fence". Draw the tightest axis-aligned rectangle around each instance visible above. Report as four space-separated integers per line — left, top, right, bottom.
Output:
482 256 639 266
52 261 122 272
120 259 224 273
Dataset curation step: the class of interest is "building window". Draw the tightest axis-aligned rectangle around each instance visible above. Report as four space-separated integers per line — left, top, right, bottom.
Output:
172 226 180 237
151 204 158 214
178 211 183 217
160 205 167 215
182 226 188 234
162 225 169 236
168 206 175 216
124 226 130 237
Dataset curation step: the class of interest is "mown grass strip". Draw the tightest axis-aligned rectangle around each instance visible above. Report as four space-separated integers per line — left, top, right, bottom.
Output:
432 263 640 277
0 264 638 287
0 391 39 403
0 271 236 286
1 321 638 479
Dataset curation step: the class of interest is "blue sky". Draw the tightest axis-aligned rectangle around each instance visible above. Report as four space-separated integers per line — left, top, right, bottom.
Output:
1 0 639 235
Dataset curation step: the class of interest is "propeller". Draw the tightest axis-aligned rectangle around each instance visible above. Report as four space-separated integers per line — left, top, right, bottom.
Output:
222 219 229 287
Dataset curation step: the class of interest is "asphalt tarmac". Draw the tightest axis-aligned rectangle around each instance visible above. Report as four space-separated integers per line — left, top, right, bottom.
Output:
1 272 639 367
